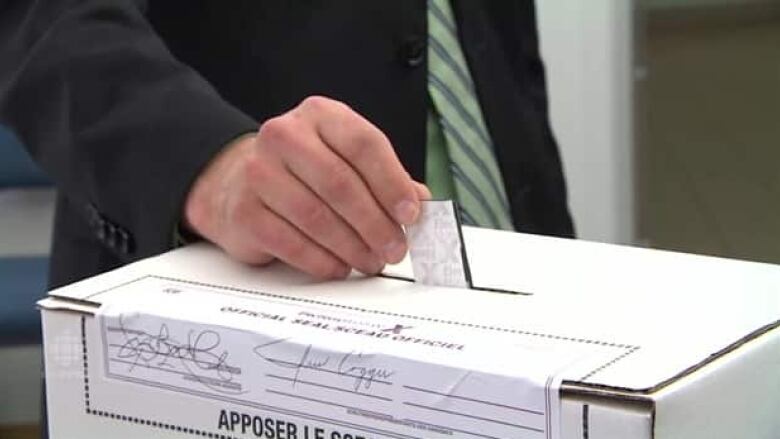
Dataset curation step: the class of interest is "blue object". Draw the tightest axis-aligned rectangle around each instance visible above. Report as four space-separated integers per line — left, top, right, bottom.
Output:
0 126 50 187
0 126 52 345
0 257 49 345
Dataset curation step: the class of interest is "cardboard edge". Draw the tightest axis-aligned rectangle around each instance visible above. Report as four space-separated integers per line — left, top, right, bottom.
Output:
651 319 780 439
561 382 655 407
638 318 779 395
38 296 99 315
561 319 779 407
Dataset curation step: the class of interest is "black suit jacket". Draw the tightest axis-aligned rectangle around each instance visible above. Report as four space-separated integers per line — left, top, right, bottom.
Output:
0 1 574 289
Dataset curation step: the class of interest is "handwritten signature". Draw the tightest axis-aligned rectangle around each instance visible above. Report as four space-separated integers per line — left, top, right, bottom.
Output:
253 338 395 391
112 315 245 395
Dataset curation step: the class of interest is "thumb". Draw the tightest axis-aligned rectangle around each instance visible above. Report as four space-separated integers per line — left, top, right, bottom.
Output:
413 181 432 201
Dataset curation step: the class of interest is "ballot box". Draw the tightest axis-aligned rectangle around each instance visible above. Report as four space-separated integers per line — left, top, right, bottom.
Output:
39 227 780 439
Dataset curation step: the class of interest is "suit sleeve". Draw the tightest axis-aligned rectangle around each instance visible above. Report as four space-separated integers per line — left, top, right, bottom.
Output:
0 0 258 260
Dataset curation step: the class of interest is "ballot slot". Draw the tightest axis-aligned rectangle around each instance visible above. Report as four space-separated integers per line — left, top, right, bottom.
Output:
378 273 530 296
403 200 528 295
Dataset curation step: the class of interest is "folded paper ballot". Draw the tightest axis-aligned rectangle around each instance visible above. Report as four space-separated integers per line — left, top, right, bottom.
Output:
406 200 472 289
39 228 780 438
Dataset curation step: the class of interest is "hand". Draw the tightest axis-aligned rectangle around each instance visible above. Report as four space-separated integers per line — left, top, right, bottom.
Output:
184 96 431 279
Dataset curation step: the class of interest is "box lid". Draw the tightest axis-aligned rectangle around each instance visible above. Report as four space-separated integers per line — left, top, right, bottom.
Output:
43 227 780 397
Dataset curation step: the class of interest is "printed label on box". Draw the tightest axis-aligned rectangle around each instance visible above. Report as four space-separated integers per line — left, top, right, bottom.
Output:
94 276 628 439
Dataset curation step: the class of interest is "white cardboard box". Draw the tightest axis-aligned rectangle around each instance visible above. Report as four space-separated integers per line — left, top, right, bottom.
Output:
39 228 780 439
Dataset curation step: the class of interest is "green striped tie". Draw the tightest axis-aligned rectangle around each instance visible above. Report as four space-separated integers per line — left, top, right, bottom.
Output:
427 0 514 230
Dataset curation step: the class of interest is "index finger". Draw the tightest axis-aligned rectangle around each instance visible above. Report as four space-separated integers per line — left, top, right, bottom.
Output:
298 96 421 225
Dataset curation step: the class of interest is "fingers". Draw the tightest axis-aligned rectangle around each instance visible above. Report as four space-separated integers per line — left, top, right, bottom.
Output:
188 95 429 280
297 96 422 225
260 103 417 263
414 181 432 201
229 195 351 280
267 119 408 264
244 150 385 275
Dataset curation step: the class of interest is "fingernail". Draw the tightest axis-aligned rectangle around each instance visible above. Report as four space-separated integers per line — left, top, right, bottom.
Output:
366 255 386 274
419 185 432 200
415 182 433 200
383 240 407 264
394 200 419 225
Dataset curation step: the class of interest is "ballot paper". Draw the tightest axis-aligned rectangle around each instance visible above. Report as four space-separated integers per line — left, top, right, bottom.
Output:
92 276 621 439
406 200 472 289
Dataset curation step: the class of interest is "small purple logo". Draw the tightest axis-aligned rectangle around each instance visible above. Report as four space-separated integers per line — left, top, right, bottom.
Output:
381 324 414 334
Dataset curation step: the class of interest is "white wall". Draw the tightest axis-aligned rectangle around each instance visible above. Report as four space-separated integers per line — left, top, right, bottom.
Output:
0 346 41 424
645 0 776 8
536 1 636 244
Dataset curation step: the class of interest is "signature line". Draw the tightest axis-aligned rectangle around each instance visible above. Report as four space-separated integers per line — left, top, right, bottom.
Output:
403 385 543 415
403 401 544 433
260 356 393 385
267 389 390 418
109 358 238 386
402 418 504 439
266 374 393 402
108 344 232 370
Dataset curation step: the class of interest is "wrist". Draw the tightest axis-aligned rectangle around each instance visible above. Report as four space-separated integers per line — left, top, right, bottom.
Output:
183 132 257 240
